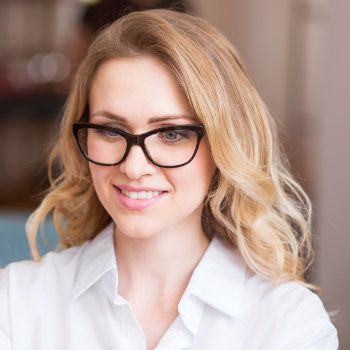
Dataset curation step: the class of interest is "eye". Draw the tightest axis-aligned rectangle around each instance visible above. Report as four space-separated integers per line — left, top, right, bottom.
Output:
92 127 123 140
105 130 119 137
157 130 188 144
163 131 181 140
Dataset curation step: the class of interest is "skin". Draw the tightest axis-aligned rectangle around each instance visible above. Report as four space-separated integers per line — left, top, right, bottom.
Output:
88 56 216 349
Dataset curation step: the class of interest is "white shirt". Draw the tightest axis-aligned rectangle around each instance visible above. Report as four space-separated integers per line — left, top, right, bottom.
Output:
0 223 338 350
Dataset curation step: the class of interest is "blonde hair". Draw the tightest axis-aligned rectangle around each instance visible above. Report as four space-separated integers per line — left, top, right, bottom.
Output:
27 9 313 285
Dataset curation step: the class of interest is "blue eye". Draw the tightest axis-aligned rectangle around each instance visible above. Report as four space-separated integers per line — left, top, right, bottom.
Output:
156 129 194 145
106 130 119 137
158 131 184 142
93 127 122 140
164 131 181 140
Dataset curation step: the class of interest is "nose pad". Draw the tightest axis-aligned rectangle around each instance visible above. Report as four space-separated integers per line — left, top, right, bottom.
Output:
119 144 156 179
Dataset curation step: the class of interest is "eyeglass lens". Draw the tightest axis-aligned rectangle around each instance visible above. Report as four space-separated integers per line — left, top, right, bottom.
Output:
77 127 199 167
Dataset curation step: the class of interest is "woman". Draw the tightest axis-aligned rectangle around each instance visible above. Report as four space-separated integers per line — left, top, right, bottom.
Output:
0 9 338 350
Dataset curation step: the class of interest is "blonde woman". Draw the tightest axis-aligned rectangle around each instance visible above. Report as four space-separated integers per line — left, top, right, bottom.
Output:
0 9 338 350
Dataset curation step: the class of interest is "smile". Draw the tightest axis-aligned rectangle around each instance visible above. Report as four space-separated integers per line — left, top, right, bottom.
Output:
121 189 162 200
115 185 167 210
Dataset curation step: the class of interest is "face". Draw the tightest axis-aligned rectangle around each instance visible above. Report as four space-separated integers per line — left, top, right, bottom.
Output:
88 56 216 240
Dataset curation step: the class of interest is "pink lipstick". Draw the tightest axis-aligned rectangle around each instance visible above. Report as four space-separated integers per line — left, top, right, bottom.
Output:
114 185 167 210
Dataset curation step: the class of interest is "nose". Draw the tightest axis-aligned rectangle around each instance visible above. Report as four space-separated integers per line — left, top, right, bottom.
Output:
119 144 157 179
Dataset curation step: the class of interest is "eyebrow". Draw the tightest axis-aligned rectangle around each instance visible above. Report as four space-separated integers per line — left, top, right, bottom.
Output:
89 110 196 124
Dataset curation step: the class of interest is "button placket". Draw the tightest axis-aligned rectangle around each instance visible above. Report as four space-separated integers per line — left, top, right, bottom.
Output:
120 306 139 341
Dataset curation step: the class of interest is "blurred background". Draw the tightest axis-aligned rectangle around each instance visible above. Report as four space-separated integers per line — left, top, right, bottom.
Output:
0 0 349 347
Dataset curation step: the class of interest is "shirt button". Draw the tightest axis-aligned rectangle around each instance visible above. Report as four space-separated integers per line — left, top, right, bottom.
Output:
124 328 137 339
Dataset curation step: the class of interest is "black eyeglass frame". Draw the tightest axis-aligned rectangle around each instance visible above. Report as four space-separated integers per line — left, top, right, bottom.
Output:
72 122 205 168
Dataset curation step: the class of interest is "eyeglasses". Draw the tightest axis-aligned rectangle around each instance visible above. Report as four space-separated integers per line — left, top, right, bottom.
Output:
72 122 204 168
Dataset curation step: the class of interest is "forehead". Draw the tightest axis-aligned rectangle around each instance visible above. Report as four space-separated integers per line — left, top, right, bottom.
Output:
89 57 192 127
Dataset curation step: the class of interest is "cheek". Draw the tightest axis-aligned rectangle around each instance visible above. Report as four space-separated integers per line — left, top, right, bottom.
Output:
170 142 216 195
194 141 216 185
89 163 113 196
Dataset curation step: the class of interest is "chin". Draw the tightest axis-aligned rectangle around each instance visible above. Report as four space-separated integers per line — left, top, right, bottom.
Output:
113 217 163 240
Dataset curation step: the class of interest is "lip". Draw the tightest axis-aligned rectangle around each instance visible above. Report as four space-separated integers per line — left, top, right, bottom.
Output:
114 185 167 210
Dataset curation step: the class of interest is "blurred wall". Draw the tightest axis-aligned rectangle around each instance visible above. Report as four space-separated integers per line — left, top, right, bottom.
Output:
315 0 350 345
192 0 350 348
192 0 290 126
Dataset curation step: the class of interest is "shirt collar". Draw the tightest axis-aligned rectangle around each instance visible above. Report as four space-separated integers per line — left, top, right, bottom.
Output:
184 236 246 320
72 222 117 301
72 225 247 321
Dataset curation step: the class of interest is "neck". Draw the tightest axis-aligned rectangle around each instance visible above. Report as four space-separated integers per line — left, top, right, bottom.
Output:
114 223 210 300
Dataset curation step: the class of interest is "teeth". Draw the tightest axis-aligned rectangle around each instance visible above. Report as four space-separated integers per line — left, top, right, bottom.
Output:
130 191 138 200
121 190 161 200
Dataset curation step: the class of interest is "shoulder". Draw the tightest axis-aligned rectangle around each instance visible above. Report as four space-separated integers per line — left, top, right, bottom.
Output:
0 244 85 348
1 243 87 300
245 274 323 319
212 237 336 329
0 268 11 348
187 236 338 348
0 222 115 304
246 272 317 308
243 270 338 348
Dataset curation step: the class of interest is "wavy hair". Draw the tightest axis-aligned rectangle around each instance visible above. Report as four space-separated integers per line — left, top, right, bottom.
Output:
26 9 313 285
